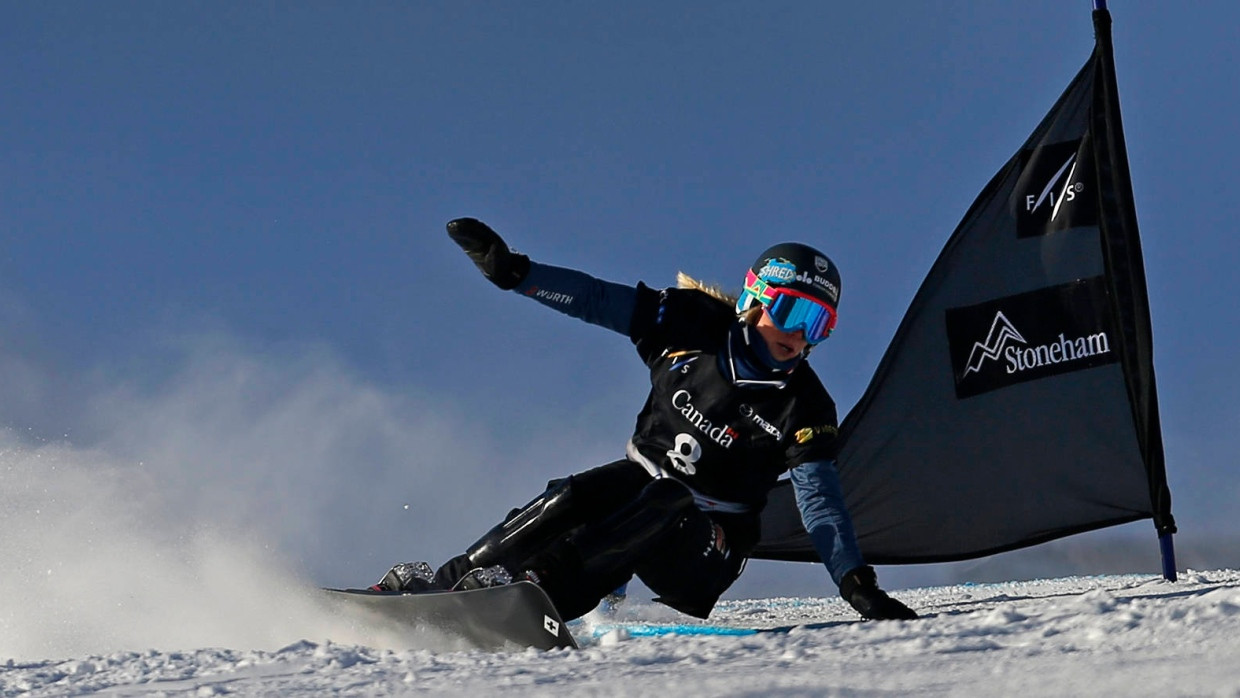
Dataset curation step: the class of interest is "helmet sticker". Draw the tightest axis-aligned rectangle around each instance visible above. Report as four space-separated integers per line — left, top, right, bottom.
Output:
756 259 797 283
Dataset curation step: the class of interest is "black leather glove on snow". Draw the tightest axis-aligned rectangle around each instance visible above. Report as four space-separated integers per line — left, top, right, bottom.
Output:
840 565 918 620
446 217 530 290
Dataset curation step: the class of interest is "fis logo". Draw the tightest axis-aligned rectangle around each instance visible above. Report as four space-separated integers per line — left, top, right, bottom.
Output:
1012 138 1097 238
666 349 701 374
946 277 1119 399
1024 153 1082 220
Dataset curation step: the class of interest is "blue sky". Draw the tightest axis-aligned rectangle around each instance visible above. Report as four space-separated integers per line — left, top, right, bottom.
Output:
2 2 1236 595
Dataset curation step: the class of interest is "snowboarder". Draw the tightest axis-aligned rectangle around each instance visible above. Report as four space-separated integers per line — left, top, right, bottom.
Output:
374 218 916 623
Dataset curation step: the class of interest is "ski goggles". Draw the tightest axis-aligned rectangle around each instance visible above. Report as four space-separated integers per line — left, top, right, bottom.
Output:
743 270 837 344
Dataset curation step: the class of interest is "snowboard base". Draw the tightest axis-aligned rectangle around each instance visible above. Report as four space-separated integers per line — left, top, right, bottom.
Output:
322 581 577 651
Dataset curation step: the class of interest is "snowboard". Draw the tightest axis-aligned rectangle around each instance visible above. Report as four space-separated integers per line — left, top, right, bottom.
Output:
322 581 578 651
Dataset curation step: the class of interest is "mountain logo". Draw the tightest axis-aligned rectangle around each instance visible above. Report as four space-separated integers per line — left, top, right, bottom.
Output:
961 311 1027 378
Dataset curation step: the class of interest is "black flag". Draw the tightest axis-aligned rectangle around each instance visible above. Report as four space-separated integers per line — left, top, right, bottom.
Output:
754 9 1176 567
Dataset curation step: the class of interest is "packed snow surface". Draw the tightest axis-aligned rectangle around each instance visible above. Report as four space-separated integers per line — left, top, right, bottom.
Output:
4 569 1239 696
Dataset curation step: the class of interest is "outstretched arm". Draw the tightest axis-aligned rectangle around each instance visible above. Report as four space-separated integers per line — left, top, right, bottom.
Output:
513 262 638 336
790 460 918 620
789 459 865 585
447 217 639 336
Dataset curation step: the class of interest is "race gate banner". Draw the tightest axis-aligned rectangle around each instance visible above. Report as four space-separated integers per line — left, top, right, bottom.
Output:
755 8 1175 565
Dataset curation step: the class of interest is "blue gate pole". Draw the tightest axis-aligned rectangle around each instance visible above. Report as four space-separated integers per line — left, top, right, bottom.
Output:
1159 532 1178 581
1090 0 1173 583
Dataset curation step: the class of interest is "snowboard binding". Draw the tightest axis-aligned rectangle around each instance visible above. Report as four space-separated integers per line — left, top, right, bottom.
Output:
371 560 437 593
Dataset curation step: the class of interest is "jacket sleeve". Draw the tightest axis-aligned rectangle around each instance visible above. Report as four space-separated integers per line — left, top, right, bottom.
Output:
788 459 866 587
512 261 641 336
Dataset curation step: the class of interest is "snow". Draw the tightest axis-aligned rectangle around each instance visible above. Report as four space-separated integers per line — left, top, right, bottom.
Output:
2 392 1236 696
4 570 1240 696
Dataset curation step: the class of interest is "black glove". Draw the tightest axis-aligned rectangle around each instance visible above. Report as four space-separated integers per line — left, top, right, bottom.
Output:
840 565 918 620
446 217 530 290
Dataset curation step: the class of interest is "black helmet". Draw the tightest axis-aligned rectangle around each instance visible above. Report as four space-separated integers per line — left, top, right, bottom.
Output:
736 242 841 342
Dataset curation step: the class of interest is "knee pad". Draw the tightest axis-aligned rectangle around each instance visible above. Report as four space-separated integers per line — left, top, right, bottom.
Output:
466 477 581 567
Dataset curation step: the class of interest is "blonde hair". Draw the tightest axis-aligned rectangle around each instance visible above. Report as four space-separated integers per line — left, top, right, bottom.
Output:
676 271 762 324
676 271 735 304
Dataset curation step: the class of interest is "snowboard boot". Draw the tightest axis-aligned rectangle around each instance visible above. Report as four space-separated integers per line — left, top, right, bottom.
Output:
370 561 438 592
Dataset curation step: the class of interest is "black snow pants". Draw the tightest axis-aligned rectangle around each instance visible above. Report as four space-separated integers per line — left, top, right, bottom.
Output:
440 458 758 621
